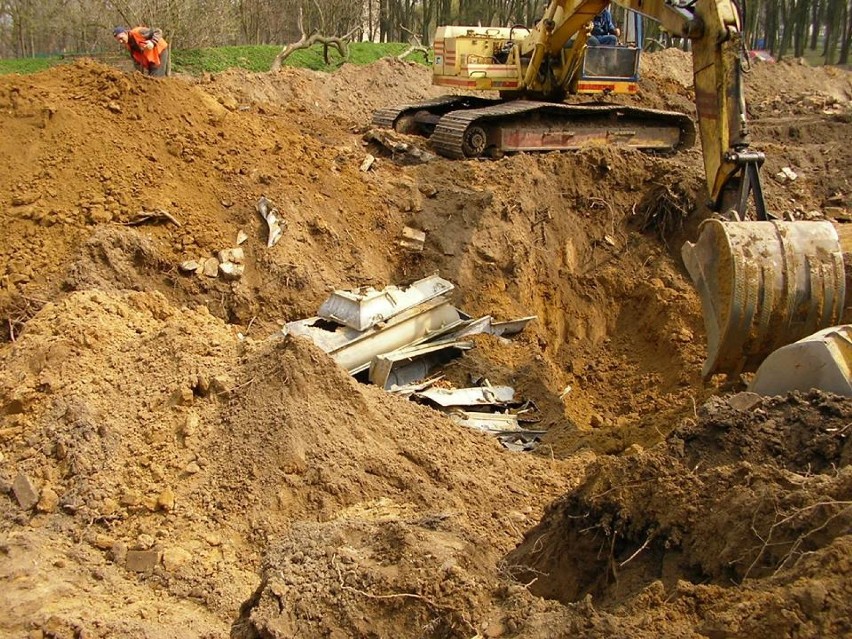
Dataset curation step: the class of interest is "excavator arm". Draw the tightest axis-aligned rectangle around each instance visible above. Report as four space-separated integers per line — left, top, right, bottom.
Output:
618 0 767 219
603 0 849 380
520 0 766 219
522 1 849 384
375 0 850 386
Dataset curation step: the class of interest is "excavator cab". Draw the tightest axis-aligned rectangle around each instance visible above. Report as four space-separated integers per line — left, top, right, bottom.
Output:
576 10 642 94
578 45 639 93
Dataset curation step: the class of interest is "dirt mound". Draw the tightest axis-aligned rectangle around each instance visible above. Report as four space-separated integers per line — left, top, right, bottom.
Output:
235 515 500 637
1 49 851 638
199 57 449 125
0 288 588 636
746 59 852 114
507 392 852 636
638 51 852 208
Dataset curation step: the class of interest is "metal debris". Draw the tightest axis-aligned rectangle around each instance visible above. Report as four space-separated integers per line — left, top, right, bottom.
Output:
124 209 181 227
285 297 461 375
280 275 541 451
491 316 537 337
449 411 520 432
386 375 444 397
414 385 515 407
318 274 454 331
448 411 545 451
256 196 283 247
369 338 473 389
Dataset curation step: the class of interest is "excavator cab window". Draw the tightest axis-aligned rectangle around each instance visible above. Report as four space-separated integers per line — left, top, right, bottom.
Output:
582 45 639 80
494 40 514 64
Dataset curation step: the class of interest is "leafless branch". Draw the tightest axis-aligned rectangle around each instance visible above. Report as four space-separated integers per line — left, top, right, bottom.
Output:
271 7 352 70
397 25 431 62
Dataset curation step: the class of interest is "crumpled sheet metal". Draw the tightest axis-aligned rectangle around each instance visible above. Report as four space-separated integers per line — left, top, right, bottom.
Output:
256 196 283 247
414 385 515 407
284 298 461 375
319 274 454 331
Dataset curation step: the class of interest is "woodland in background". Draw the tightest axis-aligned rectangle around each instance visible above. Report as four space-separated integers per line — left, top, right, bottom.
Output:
1 0 850 64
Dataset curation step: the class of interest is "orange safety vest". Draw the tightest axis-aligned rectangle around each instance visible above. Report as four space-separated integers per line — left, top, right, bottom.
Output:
125 27 168 69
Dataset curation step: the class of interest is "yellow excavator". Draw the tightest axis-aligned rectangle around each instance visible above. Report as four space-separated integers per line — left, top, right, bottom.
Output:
374 1 696 158
374 0 852 393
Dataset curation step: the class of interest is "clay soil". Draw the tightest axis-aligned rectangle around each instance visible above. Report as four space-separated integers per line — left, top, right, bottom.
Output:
0 52 850 638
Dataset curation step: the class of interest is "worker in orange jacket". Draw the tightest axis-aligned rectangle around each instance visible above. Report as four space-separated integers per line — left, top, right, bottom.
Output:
113 26 169 77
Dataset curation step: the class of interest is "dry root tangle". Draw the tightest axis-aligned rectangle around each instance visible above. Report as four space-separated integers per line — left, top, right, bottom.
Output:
633 182 692 242
741 495 852 581
331 554 477 636
2 293 46 342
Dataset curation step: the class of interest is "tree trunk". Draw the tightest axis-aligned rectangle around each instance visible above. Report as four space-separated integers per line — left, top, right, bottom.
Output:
745 0 762 49
777 0 793 60
766 0 779 57
809 0 824 50
839 0 852 63
825 0 844 63
793 0 809 57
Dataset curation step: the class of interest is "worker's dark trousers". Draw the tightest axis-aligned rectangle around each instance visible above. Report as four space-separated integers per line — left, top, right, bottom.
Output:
149 49 170 77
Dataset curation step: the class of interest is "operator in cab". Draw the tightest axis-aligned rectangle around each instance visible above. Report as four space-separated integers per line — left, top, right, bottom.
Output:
588 1 620 46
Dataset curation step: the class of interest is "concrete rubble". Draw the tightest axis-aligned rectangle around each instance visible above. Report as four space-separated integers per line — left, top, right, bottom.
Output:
399 226 426 251
282 274 541 450
180 246 246 281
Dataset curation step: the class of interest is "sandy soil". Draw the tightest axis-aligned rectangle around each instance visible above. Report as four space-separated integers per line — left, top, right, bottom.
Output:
0 51 850 638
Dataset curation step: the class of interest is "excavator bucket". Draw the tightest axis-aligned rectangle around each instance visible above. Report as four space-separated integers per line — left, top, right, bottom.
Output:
749 325 852 396
682 220 847 379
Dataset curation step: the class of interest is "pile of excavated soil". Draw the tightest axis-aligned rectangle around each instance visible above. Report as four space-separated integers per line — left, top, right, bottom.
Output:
507 392 852 638
199 58 451 125
1 49 850 638
0 289 587 636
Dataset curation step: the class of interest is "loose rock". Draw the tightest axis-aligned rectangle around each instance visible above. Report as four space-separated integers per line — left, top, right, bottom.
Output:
203 257 219 277
36 486 59 513
162 547 192 572
157 487 176 512
727 392 763 411
219 262 244 280
179 260 201 274
126 549 162 573
12 473 39 510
